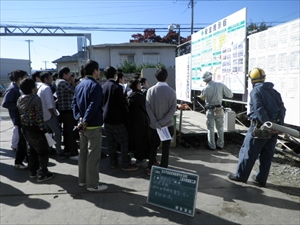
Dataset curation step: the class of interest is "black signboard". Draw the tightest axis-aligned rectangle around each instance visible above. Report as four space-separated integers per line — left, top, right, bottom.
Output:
147 166 199 217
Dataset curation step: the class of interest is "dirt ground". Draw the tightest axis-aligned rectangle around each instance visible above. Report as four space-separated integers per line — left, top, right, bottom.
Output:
186 133 300 198
223 135 300 198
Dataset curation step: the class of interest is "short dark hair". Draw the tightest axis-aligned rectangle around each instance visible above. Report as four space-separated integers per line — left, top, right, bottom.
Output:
117 71 124 83
83 60 99 76
104 66 117 79
58 67 70 78
133 73 141 79
155 68 168 82
40 72 52 83
31 71 41 81
140 77 147 85
20 78 36 94
128 78 140 92
52 72 58 79
10 70 28 82
80 65 85 78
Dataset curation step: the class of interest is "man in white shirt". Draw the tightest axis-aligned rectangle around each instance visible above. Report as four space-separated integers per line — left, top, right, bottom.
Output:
37 72 64 159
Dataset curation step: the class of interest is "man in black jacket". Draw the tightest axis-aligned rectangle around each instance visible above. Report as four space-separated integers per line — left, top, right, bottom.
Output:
102 66 138 171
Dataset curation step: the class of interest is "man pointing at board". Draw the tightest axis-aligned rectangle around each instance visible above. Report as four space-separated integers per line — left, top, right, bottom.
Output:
200 71 233 150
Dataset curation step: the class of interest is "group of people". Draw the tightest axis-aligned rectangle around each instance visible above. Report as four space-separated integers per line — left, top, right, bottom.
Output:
2 61 177 192
2 63 285 191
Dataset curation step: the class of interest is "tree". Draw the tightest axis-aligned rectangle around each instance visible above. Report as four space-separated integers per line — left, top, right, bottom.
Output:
130 28 191 56
247 21 269 34
130 28 162 43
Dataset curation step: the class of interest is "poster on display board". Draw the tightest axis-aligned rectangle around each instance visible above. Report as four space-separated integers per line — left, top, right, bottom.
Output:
191 8 247 93
175 54 192 102
248 18 300 127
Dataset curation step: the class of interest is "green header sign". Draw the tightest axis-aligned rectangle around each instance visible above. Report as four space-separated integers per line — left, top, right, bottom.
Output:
147 166 199 217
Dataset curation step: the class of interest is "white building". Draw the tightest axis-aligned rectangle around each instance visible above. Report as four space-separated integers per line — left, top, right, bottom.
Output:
52 42 177 75
0 58 30 86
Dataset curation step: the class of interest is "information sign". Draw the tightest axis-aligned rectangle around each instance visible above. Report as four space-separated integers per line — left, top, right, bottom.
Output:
248 18 300 126
147 166 199 217
191 8 247 93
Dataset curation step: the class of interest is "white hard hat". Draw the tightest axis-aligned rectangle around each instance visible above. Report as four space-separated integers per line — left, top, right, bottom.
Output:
202 71 212 82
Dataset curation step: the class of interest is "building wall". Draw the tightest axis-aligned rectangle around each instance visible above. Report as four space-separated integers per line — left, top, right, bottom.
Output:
142 67 175 91
93 48 111 69
0 58 30 86
55 61 83 78
93 47 176 69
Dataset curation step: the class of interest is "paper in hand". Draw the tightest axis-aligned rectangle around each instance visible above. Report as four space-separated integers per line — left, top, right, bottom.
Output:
156 126 172 141
44 133 56 147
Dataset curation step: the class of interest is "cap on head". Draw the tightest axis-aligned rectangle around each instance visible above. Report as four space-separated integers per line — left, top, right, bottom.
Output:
249 68 266 83
202 71 212 82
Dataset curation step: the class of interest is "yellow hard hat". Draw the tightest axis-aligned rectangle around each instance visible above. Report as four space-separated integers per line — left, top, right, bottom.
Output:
248 68 266 82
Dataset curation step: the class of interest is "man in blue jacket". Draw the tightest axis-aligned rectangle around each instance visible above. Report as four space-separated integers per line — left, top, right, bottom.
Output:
2 70 28 169
72 60 108 192
228 68 286 187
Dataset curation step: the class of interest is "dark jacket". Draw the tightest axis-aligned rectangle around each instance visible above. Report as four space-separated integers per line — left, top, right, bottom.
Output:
1 82 21 126
127 90 150 159
102 79 129 125
248 82 286 125
72 76 103 127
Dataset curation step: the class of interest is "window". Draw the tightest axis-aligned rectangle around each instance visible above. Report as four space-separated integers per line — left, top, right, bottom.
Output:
143 54 160 64
120 54 135 63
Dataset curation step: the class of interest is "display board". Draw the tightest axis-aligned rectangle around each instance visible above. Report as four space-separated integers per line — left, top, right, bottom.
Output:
175 54 192 102
191 8 247 93
248 18 300 127
147 166 199 217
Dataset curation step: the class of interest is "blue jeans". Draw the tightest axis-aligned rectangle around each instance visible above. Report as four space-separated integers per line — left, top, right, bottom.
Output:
22 126 49 175
235 125 277 183
15 127 28 165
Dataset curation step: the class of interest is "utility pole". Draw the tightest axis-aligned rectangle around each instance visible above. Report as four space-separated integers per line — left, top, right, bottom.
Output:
25 40 33 76
43 61 48 70
191 0 194 35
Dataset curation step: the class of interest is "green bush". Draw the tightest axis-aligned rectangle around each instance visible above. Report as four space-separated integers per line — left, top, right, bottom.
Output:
117 61 165 73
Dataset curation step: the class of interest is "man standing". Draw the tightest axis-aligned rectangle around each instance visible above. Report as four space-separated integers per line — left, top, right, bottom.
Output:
140 77 149 95
102 66 138 171
72 60 108 192
146 68 177 175
56 67 78 160
228 68 286 187
37 72 64 159
200 71 233 150
2 70 28 169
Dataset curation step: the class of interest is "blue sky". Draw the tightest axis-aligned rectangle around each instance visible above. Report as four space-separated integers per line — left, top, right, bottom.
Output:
1 0 299 70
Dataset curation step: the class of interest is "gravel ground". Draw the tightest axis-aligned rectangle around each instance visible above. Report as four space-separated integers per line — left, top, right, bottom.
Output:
224 135 300 198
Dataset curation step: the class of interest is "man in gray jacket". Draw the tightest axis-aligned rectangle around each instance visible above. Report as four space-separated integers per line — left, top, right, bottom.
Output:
146 68 177 175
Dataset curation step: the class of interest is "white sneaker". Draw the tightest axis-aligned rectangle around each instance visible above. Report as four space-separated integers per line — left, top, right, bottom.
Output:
79 183 86 187
14 164 28 170
70 155 79 160
87 184 108 192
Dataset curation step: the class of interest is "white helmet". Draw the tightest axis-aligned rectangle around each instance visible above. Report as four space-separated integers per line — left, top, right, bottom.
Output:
202 71 212 82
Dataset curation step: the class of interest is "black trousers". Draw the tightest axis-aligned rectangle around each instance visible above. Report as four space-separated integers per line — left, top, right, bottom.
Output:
59 110 78 156
22 126 49 175
148 126 174 169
